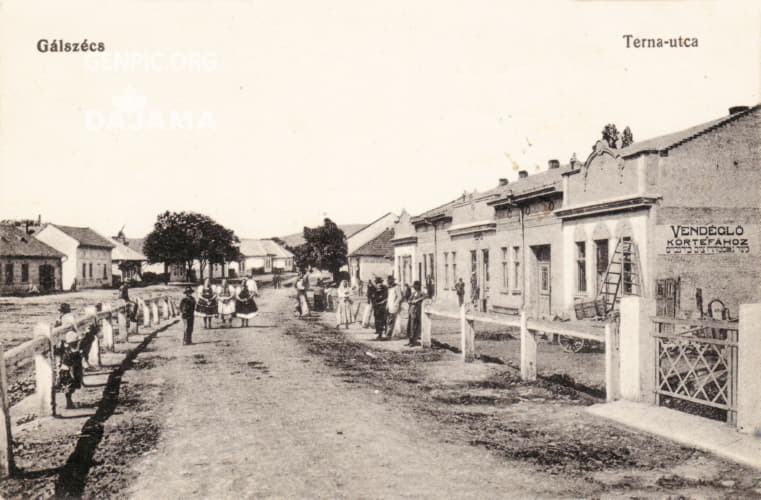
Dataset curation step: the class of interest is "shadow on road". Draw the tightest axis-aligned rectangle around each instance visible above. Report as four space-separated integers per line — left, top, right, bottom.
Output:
53 320 178 499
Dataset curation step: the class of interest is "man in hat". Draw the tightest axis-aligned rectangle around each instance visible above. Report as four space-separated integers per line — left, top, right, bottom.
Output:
371 276 388 340
180 286 196 345
385 275 403 339
406 281 426 346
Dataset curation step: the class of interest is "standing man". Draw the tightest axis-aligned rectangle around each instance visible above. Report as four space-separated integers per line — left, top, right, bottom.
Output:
386 275 403 339
180 286 196 345
455 277 466 307
295 272 310 317
371 276 388 340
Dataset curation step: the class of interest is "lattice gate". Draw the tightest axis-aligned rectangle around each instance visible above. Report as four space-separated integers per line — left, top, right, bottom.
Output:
652 318 738 425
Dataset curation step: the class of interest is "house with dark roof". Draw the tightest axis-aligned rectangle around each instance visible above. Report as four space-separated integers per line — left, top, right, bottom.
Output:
110 234 147 282
346 213 398 287
35 224 115 290
0 225 65 294
555 104 760 320
348 228 395 286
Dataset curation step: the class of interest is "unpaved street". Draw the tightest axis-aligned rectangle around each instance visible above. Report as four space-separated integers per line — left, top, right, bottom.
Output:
127 289 570 499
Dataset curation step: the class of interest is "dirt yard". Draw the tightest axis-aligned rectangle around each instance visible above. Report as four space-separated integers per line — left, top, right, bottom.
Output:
1 287 759 498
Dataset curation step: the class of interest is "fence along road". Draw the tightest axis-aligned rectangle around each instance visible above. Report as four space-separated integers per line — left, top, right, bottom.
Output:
421 301 619 400
0 294 181 477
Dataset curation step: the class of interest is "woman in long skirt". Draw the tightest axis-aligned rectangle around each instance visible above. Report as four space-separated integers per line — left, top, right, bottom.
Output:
216 279 236 327
235 279 259 327
335 280 353 329
195 279 218 328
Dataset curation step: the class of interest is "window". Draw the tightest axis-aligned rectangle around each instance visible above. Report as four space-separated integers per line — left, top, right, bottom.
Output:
595 239 609 291
89 263 93 278
21 263 29 282
512 246 520 290
82 263 87 278
482 249 489 284
576 242 587 293
103 264 108 279
501 247 508 290
5 264 13 283
443 252 449 289
451 252 456 282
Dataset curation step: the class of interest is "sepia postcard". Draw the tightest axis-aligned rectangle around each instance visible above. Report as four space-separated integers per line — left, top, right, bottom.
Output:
0 1 759 498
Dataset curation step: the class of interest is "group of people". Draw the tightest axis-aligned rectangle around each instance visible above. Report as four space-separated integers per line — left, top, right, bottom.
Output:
53 302 102 409
336 276 427 347
179 278 260 346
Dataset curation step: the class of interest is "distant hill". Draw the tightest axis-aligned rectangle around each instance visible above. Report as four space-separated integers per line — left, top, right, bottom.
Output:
276 224 367 248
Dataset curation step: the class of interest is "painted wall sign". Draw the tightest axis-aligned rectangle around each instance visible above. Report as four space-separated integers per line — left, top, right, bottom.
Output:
657 224 755 255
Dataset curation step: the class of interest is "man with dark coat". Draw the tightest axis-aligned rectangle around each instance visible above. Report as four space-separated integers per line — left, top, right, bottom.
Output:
180 286 196 345
371 276 388 340
455 277 466 307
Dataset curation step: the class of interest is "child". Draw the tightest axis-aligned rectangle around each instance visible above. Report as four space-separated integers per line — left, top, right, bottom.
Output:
54 304 84 409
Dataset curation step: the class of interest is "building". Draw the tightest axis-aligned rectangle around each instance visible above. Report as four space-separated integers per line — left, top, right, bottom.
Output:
391 210 417 287
35 224 115 290
556 104 760 320
0 225 64 294
346 213 398 287
487 162 571 318
110 236 147 282
348 228 395 285
265 240 295 271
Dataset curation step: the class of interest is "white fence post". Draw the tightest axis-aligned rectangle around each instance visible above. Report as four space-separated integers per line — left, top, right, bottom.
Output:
619 297 656 403
160 298 169 320
421 300 432 348
738 304 761 434
102 307 114 352
151 301 160 325
0 345 14 477
117 306 128 341
33 322 55 417
142 299 151 328
604 320 621 402
461 305 475 362
520 310 537 381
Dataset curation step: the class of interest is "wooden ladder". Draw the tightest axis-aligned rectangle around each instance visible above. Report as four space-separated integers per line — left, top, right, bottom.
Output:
597 238 642 314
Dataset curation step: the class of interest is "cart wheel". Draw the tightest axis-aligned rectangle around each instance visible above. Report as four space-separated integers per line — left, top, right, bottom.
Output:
559 336 585 353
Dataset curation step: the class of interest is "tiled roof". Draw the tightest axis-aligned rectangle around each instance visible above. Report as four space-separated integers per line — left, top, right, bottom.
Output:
125 238 146 254
239 239 293 258
351 228 394 258
110 238 147 261
619 105 760 158
0 225 65 258
508 166 571 197
52 225 115 248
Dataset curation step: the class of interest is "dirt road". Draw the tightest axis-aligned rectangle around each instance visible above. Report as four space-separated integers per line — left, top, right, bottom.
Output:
126 289 586 499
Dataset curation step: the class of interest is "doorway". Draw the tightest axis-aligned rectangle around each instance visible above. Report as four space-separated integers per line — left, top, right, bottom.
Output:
39 264 55 291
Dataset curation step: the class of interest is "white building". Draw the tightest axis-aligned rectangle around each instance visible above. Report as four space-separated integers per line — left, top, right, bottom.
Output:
35 224 115 290
346 212 398 287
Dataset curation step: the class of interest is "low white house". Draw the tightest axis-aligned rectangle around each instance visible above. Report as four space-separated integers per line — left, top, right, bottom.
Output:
346 212 398 287
35 224 115 290
237 239 294 275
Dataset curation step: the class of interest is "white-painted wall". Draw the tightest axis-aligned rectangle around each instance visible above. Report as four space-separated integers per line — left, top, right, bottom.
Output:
35 225 79 290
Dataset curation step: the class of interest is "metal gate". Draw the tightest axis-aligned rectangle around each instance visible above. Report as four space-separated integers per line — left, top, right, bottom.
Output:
652 317 738 424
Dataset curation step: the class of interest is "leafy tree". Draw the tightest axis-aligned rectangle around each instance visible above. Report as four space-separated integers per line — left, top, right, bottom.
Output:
621 126 634 148
295 218 347 281
143 211 239 282
601 124 619 149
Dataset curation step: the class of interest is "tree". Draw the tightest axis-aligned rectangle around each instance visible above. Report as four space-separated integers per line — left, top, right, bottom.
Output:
621 126 634 148
143 211 239 282
601 123 619 149
294 218 347 281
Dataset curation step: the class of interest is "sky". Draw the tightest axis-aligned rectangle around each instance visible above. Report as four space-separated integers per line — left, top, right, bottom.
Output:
1 0 759 240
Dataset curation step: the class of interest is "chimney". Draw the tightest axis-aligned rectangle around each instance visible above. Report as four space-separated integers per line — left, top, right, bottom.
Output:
729 106 749 115
498 178 509 186
518 170 528 179
548 159 560 169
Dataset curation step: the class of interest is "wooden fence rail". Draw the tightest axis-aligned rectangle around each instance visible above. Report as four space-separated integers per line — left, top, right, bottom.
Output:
422 302 620 402
0 294 181 477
